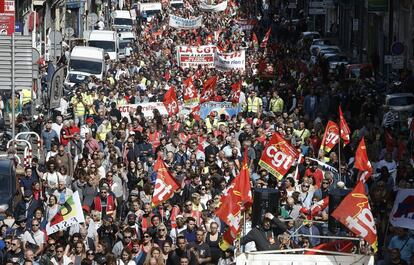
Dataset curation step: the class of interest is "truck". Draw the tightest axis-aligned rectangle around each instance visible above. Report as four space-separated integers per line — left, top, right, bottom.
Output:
88 30 119 60
137 2 162 21
112 10 134 32
118 31 136 60
64 46 105 87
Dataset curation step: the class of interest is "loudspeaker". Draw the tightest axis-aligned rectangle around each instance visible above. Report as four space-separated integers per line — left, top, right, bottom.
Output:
328 188 351 233
252 188 279 227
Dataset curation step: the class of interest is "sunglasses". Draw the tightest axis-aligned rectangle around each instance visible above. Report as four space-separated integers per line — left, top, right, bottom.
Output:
124 236 131 239
303 185 310 188
32 224 40 227
158 229 165 231
87 252 94 255
144 235 151 238
128 141 134 143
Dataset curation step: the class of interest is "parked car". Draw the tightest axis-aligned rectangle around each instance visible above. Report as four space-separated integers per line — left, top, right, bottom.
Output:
309 39 334 55
323 53 349 72
385 93 414 113
298 31 321 47
346 64 374 79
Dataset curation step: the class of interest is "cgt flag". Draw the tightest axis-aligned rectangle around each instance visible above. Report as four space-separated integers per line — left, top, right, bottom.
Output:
355 137 373 183
163 86 179 116
215 151 252 238
258 132 299 180
46 191 85 235
152 157 180 207
339 105 351 146
332 182 378 252
320 121 340 154
200 76 217 103
183 76 199 104
260 28 271 48
390 189 414 230
230 81 241 104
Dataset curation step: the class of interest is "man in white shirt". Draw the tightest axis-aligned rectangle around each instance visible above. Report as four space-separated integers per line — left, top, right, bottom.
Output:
51 115 63 138
22 219 46 257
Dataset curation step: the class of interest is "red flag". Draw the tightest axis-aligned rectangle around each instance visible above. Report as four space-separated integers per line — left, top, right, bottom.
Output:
320 121 340 154
260 28 271 48
305 240 354 255
170 205 181 228
230 81 241 104
190 105 200 121
355 137 373 183
215 151 252 232
163 86 179 116
200 76 217 103
339 105 350 146
164 69 171 81
252 32 259 50
332 181 378 252
311 196 329 216
152 157 180 207
258 132 299 180
385 130 395 150
183 76 198 104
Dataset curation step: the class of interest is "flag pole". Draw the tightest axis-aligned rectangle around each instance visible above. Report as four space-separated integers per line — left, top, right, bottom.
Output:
293 153 303 184
338 110 342 182
242 210 246 253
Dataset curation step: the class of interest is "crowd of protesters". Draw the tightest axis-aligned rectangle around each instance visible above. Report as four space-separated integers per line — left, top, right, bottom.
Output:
0 0 413 264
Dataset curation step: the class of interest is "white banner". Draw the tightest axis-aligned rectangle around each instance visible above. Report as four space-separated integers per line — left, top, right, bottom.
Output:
177 45 217 68
390 189 414 229
236 253 374 265
199 0 227 11
46 192 85 235
214 50 245 70
118 102 168 120
169 15 202 29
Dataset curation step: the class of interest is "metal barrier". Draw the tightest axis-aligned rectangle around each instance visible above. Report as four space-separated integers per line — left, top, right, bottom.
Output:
7 139 33 167
15 132 41 159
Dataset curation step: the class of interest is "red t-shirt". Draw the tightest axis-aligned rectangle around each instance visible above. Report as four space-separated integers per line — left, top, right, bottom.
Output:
304 168 324 188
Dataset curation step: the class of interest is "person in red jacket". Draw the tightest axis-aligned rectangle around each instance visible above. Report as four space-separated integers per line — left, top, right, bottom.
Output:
92 185 117 220
304 161 324 188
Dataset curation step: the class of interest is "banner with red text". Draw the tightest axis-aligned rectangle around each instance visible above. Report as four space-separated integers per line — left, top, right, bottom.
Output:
258 132 299 180
119 102 168 120
177 45 216 68
214 50 245 71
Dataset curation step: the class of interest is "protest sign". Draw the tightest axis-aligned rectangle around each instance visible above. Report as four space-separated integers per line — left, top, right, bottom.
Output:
200 101 241 119
169 15 202 29
214 50 245 71
177 45 217 68
119 102 169 120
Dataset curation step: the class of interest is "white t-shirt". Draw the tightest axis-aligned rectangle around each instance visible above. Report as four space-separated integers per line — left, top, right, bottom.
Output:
22 229 45 246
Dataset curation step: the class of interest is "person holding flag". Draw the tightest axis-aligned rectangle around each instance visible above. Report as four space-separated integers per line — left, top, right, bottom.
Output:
239 212 287 251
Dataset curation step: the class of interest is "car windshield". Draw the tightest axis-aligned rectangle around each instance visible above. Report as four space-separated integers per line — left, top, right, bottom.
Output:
114 18 133 26
389 97 414 106
119 41 130 49
171 2 183 8
145 10 161 18
89 40 115 52
69 59 103 75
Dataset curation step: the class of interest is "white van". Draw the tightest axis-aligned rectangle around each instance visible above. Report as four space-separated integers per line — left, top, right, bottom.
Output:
137 2 162 21
170 0 184 8
88 30 119 60
65 46 105 87
112 10 134 32
118 31 136 60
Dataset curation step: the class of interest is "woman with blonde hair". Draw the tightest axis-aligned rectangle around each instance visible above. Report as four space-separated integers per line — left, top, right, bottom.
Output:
143 246 164 265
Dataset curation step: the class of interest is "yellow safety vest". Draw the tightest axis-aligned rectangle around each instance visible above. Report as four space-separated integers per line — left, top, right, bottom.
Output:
71 97 85 116
247 97 262 113
97 123 112 141
21 89 31 106
205 118 218 133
